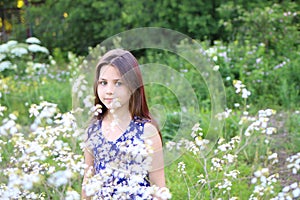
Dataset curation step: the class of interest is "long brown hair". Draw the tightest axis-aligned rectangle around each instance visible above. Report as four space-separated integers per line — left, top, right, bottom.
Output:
93 49 150 120
92 49 162 141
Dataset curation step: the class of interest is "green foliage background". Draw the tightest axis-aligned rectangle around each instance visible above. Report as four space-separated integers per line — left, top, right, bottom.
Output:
1 0 299 118
1 1 300 199
3 1 297 54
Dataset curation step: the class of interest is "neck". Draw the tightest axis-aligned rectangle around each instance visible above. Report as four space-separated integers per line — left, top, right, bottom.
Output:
105 107 132 123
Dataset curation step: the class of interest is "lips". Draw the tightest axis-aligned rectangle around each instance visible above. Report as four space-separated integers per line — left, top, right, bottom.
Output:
102 98 122 109
104 98 114 102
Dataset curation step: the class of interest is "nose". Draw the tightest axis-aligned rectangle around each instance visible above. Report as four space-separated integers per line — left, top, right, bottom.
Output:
106 82 115 94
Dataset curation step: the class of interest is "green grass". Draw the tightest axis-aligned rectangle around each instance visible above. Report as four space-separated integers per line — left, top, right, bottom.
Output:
270 111 300 154
1 75 72 125
1 37 300 198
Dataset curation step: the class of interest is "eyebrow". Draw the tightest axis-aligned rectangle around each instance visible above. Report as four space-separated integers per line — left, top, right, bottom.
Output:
98 78 121 81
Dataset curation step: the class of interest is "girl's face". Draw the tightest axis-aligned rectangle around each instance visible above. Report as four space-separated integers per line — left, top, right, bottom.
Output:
97 65 131 110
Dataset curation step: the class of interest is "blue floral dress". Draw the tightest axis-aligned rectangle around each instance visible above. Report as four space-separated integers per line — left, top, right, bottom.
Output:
86 116 154 199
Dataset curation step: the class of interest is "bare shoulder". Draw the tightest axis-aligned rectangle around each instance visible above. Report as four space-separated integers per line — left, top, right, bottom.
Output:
144 122 159 137
143 122 162 148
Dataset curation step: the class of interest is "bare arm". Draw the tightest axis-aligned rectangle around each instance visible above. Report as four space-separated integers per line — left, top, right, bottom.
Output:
81 148 94 200
143 123 166 187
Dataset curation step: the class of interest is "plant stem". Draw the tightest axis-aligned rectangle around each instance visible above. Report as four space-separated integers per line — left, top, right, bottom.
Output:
203 157 214 200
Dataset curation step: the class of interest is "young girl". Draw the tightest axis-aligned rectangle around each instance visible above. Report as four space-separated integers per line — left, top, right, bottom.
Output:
82 49 166 199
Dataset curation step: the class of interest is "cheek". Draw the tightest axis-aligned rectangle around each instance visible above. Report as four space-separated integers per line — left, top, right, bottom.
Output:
118 88 131 101
124 88 132 98
97 87 103 98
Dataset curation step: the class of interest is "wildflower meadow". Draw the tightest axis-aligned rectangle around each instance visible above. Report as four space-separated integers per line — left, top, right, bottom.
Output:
0 3 299 198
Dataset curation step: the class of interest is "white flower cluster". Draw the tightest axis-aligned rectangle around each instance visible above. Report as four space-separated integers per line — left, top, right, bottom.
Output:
167 138 201 155
0 112 19 136
197 174 206 185
84 119 171 199
0 101 85 199
177 161 186 175
25 62 49 74
84 137 170 199
215 108 232 120
84 170 172 200
215 178 232 194
0 79 9 96
83 95 95 110
286 152 300 174
10 47 28 57
0 38 50 73
244 109 277 137
268 152 279 165
205 42 231 63
250 168 279 198
215 136 240 153
88 104 102 116
0 105 6 116
210 136 240 172
67 51 83 73
211 157 225 171
272 182 300 200
54 111 78 132
167 123 243 199
0 183 43 200
72 74 88 99
166 123 209 156
0 60 16 72
84 169 158 200
224 170 240 179
152 185 172 200
25 37 41 44
0 41 18 53
47 170 73 187
65 189 81 200
203 42 231 73
28 44 49 54
233 80 251 99
29 101 58 130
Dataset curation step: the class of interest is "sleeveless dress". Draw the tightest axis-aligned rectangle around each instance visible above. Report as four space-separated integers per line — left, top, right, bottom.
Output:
86 116 154 200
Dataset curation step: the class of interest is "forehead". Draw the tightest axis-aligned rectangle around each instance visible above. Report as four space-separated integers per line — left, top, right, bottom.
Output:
99 65 121 79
